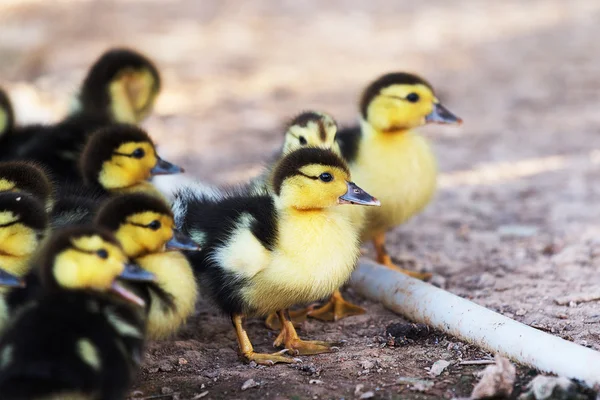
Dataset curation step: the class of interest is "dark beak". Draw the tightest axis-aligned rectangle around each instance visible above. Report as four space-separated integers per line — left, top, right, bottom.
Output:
110 281 146 307
150 156 185 176
338 182 381 206
118 263 156 282
0 269 24 288
425 103 462 125
166 229 201 251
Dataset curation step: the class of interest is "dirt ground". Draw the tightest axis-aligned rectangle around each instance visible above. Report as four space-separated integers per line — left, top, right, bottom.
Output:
1 1 600 399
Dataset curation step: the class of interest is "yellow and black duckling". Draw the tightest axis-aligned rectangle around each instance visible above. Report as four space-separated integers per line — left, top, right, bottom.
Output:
0 88 14 141
335 72 462 278
0 191 48 331
0 48 161 183
94 193 200 340
174 147 379 365
0 225 154 400
51 124 183 229
0 161 54 210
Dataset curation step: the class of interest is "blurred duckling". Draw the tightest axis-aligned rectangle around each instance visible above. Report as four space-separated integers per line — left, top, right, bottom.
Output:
0 161 54 210
174 147 379 365
0 48 161 183
51 124 183 229
0 191 48 331
335 72 461 278
0 225 154 400
94 193 200 340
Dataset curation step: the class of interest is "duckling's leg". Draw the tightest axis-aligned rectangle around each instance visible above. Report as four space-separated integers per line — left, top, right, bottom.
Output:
273 310 341 356
264 306 314 330
306 290 366 322
373 232 432 280
231 314 299 365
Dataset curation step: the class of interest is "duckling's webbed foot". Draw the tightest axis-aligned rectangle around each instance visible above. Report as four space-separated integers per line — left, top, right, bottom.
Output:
273 310 342 356
265 306 313 330
307 289 365 322
373 232 432 281
232 314 300 366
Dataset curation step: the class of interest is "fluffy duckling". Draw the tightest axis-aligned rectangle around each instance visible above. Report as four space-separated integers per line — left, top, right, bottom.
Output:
174 147 379 365
0 48 161 183
335 72 461 278
0 225 154 400
0 88 14 140
94 193 200 340
51 124 183 229
0 161 54 210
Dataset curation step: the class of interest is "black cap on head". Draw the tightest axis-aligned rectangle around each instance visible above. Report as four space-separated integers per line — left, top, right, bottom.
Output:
95 193 173 231
272 147 350 195
0 161 53 205
0 191 48 231
359 72 434 118
0 88 14 136
78 48 161 117
38 225 120 289
80 124 154 185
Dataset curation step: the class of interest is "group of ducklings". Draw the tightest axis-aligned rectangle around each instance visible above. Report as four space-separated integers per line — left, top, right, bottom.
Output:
0 47 461 399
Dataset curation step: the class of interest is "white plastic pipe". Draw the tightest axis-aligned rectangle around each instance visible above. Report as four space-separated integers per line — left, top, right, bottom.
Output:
350 259 600 386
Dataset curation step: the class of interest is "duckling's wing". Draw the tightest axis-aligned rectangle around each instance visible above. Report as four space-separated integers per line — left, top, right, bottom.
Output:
335 125 362 163
50 183 107 229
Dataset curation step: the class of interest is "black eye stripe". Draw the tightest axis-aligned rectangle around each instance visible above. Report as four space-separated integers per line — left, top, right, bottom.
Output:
128 221 162 230
0 220 19 228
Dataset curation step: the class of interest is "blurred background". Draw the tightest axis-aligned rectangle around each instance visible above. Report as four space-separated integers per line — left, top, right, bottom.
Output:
1 0 599 351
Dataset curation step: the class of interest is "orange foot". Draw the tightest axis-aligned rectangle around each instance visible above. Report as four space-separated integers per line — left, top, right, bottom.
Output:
373 232 432 281
273 310 342 355
265 306 313 330
307 290 366 322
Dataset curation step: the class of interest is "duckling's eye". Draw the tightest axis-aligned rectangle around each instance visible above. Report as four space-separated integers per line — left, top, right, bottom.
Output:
298 136 307 145
319 173 333 182
148 220 161 230
406 93 420 103
132 148 145 159
96 249 108 259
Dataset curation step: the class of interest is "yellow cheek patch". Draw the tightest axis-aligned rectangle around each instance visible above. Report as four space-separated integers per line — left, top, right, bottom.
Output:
116 212 174 257
0 179 16 193
99 142 158 189
369 84 436 131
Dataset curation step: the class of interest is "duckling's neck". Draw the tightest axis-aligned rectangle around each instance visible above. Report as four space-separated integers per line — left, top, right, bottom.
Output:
134 251 198 339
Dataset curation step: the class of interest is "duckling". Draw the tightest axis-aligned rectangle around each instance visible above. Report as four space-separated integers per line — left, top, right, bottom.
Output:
51 124 183 229
174 147 379 365
0 48 161 183
334 72 461 279
0 161 54 210
94 193 200 340
0 88 14 140
0 225 154 400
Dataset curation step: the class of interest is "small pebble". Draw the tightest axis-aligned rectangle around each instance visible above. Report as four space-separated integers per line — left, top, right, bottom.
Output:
241 378 260 391
516 309 527 316
429 360 450 376
192 391 209 399
354 384 364 395
309 379 323 385
360 360 375 370
161 387 174 395
178 357 188 365
359 391 375 399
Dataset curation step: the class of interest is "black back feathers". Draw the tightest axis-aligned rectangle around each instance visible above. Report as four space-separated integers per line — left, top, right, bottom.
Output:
272 147 350 195
80 124 154 185
0 161 54 205
95 193 173 231
78 48 161 118
359 72 434 118
0 191 47 232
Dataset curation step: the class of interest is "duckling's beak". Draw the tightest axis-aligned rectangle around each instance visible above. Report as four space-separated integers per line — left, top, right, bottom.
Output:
110 281 146 308
425 102 462 125
166 229 201 251
338 182 381 206
119 263 156 282
0 269 24 288
150 157 185 176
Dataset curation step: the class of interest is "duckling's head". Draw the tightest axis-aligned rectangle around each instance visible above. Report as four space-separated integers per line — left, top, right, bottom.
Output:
77 48 160 124
0 161 54 209
39 225 154 306
0 88 14 138
282 111 339 154
360 72 462 132
272 147 379 210
80 124 183 190
94 193 199 258
0 192 48 275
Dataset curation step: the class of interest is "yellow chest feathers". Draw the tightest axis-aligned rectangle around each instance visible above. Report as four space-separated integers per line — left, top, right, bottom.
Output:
213 208 360 315
136 251 198 340
351 127 437 240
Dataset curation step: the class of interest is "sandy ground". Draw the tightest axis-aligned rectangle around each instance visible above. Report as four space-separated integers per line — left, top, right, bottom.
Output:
1 0 600 399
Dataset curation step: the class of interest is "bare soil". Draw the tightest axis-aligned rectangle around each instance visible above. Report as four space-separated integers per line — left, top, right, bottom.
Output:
1 1 599 399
